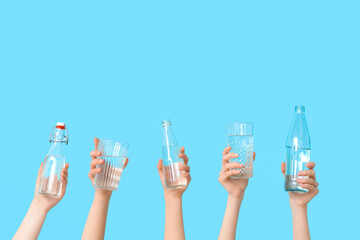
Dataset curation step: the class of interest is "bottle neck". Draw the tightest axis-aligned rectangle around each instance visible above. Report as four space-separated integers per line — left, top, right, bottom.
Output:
47 141 66 156
162 125 178 146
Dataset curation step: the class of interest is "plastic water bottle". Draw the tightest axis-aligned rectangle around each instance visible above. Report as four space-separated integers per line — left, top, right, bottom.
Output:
161 119 187 189
285 106 311 193
39 122 69 197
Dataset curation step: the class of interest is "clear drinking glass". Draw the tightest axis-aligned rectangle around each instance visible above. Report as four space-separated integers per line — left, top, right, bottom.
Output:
94 139 129 191
226 122 254 178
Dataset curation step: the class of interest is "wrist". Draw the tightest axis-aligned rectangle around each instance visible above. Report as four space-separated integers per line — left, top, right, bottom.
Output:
94 189 112 200
290 200 308 212
30 199 49 215
164 193 182 202
228 191 245 202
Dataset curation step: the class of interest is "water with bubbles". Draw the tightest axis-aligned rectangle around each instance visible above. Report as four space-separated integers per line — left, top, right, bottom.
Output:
227 135 254 178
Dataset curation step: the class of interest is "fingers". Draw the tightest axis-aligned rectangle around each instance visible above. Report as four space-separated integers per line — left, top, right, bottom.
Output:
296 177 319 188
187 174 191 185
222 153 239 164
281 162 286 177
94 137 99 151
179 164 190 173
221 162 243 173
222 146 231 156
62 167 69 179
61 165 69 197
306 161 316 169
183 171 191 185
180 146 185 153
61 170 68 186
123 158 129 169
299 183 319 193
90 158 105 169
90 150 101 160
179 152 189 165
298 169 315 178
218 169 241 182
253 152 256 162
89 167 102 178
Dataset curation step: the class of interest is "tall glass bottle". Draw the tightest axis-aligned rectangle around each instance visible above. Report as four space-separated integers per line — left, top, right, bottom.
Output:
161 119 187 189
285 106 311 192
39 122 69 197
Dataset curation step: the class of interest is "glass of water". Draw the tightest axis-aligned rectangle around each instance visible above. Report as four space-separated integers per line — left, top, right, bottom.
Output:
94 139 129 191
226 122 254 178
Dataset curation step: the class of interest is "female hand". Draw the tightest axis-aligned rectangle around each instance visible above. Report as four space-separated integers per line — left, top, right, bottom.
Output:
219 146 256 199
89 137 129 196
281 162 319 207
157 147 191 199
33 162 69 213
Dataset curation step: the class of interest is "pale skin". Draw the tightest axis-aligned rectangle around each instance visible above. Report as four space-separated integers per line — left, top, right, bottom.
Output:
13 162 69 240
281 161 319 240
218 146 256 240
157 147 191 240
81 137 129 240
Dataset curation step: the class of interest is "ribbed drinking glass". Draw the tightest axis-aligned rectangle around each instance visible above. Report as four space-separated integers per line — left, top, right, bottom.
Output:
94 139 129 191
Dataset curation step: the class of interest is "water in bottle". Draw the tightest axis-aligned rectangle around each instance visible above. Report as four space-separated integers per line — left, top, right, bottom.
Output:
162 119 187 189
285 106 311 193
39 122 68 197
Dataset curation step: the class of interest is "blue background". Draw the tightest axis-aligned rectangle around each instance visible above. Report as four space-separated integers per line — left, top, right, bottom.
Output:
0 0 359 239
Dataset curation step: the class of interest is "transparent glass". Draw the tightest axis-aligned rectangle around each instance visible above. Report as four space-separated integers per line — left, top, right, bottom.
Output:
39 123 68 197
94 139 129 191
39 154 65 197
285 106 311 193
162 119 187 189
226 122 254 178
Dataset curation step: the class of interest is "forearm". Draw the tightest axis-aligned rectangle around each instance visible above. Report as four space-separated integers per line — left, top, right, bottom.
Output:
13 200 48 240
82 191 112 240
218 194 244 240
291 203 310 240
164 195 185 240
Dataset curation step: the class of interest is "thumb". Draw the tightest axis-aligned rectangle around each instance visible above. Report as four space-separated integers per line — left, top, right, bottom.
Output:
36 162 43 184
281 162 286 177
94 137 99 151
157 159 164 178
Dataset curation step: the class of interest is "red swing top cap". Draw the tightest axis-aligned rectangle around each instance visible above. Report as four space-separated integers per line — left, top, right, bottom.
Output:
56 122 65 129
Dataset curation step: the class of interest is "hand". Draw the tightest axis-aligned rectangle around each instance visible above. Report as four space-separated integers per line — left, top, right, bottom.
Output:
281 162 319 208
89 137 129 196
157 147 191 199
219 146 256 199
33 162 69 213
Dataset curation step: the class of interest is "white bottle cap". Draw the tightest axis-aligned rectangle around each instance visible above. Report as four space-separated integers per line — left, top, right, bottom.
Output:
56 122 65 127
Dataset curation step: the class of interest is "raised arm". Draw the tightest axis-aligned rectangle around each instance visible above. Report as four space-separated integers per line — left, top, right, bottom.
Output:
157 147 191 240
218 147 255 240
13 162 69 240
82 137 129 240
281 161 319 240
